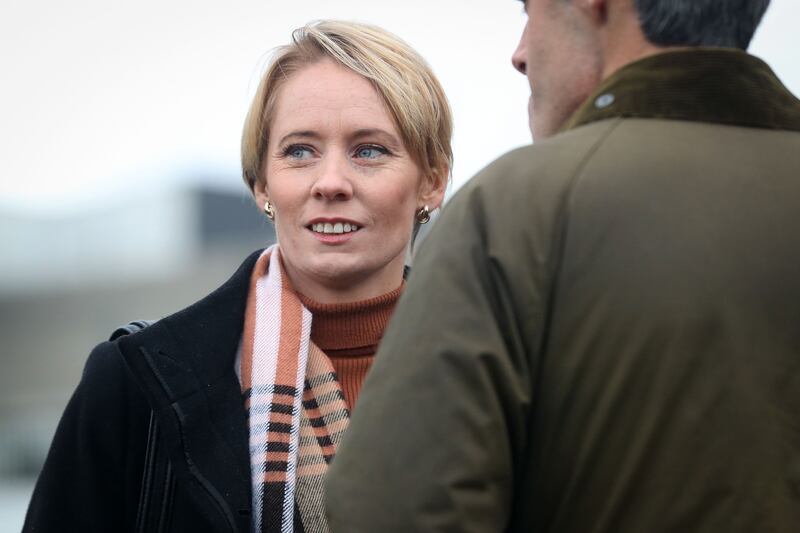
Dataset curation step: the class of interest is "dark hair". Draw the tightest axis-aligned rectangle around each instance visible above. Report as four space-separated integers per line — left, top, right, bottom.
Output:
633 0 770 50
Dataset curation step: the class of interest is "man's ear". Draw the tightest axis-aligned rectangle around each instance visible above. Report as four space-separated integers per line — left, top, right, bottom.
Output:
581 0 609 25
418 166 449 211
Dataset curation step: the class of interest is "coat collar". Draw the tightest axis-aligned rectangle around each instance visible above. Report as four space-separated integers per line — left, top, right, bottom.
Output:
562 48 800 133
117 249 263 533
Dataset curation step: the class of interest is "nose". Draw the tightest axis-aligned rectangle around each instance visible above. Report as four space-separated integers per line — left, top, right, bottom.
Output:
511 26 528 75
310 154 354 201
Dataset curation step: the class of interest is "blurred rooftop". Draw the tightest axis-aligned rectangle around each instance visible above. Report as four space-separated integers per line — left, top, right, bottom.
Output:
0 185 273 295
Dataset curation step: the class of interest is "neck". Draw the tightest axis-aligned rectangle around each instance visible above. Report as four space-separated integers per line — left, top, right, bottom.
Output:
602 42 673 80
280 256 406 305
599 1 672 80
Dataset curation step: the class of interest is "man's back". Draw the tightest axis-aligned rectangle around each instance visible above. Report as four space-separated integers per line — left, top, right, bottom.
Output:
326 50 800 532
518 116 800 531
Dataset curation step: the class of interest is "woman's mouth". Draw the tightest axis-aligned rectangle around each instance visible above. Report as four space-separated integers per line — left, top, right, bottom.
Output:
309 222 360 235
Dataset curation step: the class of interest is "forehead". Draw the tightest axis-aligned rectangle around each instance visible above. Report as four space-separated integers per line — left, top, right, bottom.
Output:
270 59 397 135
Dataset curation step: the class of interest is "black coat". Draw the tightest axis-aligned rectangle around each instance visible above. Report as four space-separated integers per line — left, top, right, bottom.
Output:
24 251 263 532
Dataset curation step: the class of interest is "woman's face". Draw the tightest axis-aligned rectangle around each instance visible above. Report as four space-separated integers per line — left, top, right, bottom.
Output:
255 59 444 302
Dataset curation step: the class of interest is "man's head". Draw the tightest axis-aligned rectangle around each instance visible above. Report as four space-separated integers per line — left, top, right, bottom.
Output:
634 0 771 50
512 0 772 140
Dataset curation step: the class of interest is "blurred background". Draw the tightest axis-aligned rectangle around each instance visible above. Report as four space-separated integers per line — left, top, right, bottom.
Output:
1 0 798 529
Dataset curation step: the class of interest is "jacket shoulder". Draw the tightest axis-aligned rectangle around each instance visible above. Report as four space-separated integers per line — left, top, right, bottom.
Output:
83 339 132 381
428 120 622 275
461 119 622 206
80 338 152 432
23 340 150 531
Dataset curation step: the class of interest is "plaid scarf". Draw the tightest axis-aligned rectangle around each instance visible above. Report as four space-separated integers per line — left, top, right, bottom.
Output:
240 246 350 533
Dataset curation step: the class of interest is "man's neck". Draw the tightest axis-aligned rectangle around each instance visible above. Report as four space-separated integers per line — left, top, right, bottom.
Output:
602 42 674 80
599 3 672 80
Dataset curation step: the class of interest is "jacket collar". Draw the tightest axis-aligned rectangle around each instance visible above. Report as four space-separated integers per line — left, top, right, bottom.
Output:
562 48 800 133
117 249 262 532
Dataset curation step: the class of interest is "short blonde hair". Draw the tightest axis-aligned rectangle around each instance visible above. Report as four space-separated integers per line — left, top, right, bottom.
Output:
241 20 453 193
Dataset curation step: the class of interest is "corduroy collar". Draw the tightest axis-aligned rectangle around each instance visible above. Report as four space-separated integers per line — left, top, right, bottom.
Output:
562 48 800 133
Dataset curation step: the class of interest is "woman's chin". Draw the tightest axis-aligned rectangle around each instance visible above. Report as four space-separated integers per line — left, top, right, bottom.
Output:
292 258 401 300
309 262 372 288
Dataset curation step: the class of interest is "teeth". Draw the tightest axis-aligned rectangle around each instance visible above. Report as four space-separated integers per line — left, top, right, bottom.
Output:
310 222 360 234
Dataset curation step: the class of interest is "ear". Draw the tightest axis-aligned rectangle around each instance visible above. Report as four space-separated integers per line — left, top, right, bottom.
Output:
417 165 449 211
253 177 269 212
580 0 609 25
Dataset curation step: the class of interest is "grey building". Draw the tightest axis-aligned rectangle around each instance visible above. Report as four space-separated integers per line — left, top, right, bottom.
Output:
0 185 274 512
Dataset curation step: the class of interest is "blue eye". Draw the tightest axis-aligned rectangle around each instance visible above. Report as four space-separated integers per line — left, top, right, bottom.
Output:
285 145 313 160
354 145 387 159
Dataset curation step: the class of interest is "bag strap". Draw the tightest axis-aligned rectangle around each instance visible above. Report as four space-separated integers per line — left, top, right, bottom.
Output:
110 320 175 533
135 410 175 533
110 320 155 341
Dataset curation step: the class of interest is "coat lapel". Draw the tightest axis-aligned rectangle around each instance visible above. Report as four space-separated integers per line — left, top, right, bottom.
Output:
117 250 263 533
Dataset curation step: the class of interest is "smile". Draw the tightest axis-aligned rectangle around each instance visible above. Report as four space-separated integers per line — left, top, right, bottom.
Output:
309 222 361 234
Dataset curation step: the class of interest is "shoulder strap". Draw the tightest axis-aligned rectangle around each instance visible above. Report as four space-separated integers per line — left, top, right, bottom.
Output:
109 320 156 341
110 320 175 533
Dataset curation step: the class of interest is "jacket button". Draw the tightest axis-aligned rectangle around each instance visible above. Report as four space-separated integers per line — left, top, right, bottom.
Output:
595 93 615 109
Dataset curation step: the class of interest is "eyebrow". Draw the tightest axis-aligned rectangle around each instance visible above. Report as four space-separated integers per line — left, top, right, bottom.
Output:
276 128 402 147
276 131 322 145
350 128 400 143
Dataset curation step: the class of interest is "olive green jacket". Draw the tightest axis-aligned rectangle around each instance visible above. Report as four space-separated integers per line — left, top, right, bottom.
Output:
326 49 800 532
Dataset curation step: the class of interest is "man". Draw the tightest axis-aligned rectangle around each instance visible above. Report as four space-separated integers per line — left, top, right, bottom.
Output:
326 0 800 531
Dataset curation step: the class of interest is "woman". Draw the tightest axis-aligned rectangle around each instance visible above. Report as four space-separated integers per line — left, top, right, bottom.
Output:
24 20 452 532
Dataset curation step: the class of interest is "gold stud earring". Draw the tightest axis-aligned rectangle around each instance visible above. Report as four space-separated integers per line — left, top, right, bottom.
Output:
264 201 275 220
415 205 430 224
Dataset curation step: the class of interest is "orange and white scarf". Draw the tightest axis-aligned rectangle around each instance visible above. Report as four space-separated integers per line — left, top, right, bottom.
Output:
240 245 350 533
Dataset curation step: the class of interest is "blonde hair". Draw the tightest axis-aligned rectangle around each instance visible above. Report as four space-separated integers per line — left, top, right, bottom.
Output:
241 20 453 193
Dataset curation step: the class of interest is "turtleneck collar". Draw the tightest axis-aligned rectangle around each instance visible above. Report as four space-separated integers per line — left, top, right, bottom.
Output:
295 283 404 355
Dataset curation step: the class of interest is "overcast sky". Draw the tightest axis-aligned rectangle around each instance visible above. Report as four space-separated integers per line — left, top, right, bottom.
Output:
1 0 798 215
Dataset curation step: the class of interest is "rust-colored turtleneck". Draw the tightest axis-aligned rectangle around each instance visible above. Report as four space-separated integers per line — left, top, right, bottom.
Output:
296 284 403 410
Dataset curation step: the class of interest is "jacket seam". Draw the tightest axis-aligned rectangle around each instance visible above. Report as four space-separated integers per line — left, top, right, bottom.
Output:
538 118 624 357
